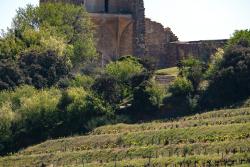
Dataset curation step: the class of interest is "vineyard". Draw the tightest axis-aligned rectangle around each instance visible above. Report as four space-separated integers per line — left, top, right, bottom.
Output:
1 107 250 167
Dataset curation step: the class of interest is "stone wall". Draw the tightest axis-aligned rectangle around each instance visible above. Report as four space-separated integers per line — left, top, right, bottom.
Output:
145 18 178 68
144 19 227 68
165 40 227 67
91 14 133 64
130 0 146 58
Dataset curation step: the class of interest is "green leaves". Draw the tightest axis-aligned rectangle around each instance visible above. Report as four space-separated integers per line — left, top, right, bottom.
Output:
169 77 194 97
1 3 97 68
227 29 250 48
105 56 144 82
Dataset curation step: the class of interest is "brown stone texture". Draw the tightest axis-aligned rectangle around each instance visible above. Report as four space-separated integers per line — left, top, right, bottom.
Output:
165 40 227 67
89 0 145 61
130 0 146 57
91 13 133 63
145 18 178 68
144 19 227 68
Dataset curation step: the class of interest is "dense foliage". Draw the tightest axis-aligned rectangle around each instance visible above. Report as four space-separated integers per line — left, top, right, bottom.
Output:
0 3 98 90
0 59 25 90
201 46 250 108
0 54 163 155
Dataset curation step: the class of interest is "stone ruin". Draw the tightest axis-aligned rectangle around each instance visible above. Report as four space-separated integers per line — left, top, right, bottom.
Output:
40 0 227 68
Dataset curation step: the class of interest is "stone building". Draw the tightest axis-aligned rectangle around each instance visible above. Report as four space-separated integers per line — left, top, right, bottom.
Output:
40 0 227 68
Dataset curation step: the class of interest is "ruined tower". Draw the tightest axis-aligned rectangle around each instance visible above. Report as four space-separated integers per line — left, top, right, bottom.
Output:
40 0 146 63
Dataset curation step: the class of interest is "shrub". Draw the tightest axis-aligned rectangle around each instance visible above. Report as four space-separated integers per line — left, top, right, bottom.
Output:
19 50 70 89
169 77 194 97
92 75 123 107
0 59 25 90
205 48 224 79
227 29 250 48
178 57 206 92
131 81 165 117
0 102 15 155
12 87 62 146
57 87 114 133
69 74 94 89
105 56 144 82
0 86 62 153
201 46 250 108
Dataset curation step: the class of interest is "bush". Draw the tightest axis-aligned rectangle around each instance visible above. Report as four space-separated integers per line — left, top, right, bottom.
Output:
0 59 25 90
12 3 97 66
0 102 15 155
105 56 144 82
57 87 114 133
205 48 224 79
92 75 123 107
19 50 70 89
227 29 250 48
169 77 194 97
201 46 250 109
131 81 165 118
69 74 94 89
178 57 206 92
0 85 62 153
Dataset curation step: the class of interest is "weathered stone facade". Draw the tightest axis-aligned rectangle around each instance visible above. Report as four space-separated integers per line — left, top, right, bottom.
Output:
145 18 178 68
40 0 227 68
165 40 227 67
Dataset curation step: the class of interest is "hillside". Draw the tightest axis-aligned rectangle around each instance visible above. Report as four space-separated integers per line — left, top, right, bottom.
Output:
1 107 250 167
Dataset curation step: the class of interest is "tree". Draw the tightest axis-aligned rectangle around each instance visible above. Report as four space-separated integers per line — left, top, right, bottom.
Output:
0 32 25 60
131 81 165 118
105 56 144 82
1 3 97 68
169 77 194 97
200 30 250 109
178 57 207 93
37 3 97 67
19 50 70 89
92 75 123 107
201 46 250 108
227 29 250 48
205 48 224 79
0 59 25 90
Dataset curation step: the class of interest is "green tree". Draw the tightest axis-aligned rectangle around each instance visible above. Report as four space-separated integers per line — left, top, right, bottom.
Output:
19 50 70 89
1 3 97 68
169 77 194 97
0 59 25 90
0 102 15 155
105 56 144 82
37 3 97 67
206 48 224 79
227 29 250 48
200 30 250 109
178 57 207 92
201 46 250 108
131 81 165 118
92 75 123 107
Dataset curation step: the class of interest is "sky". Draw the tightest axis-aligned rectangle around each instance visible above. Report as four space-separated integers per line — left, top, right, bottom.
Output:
0 0 249 41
